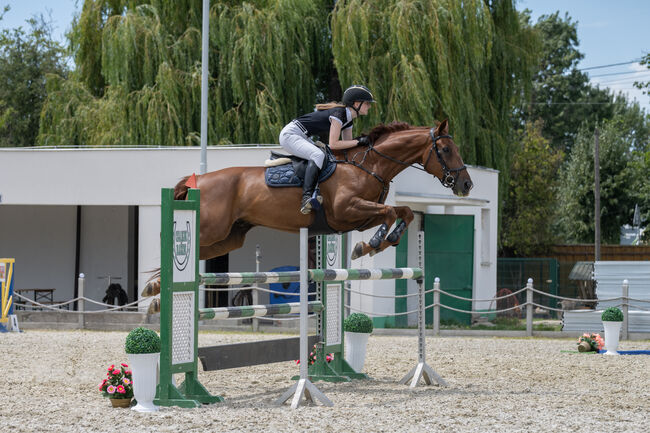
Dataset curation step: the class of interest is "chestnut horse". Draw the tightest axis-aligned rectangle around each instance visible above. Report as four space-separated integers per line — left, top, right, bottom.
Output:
185 119 470 257
142 120 472 298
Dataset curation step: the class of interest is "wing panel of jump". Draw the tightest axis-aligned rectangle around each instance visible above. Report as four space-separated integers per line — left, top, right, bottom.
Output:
198 335 319 371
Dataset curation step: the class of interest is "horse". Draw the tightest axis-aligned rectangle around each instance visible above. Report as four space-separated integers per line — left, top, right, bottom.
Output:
142 119 472 297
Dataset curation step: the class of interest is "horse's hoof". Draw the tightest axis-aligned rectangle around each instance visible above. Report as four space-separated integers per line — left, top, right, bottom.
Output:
141 280 160 297
147 297 161 315
369 248 381 257
351 243 364 260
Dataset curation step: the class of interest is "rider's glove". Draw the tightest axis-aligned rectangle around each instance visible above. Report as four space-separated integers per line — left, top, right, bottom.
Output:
357 135 371 146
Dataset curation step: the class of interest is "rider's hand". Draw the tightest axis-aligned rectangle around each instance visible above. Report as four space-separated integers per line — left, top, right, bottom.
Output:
357 135 371 146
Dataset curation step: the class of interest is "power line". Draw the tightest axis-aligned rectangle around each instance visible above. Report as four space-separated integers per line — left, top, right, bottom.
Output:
590 70 650 79
579 60 642 71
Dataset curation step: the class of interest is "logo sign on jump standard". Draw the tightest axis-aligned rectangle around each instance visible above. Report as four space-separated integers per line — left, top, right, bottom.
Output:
172 210 196 283
326 235 340 268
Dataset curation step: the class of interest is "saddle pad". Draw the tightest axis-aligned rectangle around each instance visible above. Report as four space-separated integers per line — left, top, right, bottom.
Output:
265 158 337 187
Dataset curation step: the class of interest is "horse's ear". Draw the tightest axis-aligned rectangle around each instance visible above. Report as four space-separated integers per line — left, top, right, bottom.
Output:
436 119 449 136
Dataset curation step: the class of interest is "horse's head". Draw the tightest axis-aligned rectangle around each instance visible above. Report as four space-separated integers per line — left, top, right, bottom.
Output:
422 120 473 197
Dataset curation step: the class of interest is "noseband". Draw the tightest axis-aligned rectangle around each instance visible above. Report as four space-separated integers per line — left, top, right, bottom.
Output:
423 128 467 189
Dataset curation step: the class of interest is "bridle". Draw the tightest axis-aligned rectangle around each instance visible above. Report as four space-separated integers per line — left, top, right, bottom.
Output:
351 127 467 189
422 128 467 188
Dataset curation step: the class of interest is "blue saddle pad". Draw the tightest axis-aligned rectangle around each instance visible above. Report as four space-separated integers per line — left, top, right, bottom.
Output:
265 154 336 187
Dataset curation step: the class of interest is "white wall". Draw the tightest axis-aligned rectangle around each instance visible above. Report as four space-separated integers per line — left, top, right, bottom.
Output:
0 205 76 303
78 206 130 310
1 147 498 320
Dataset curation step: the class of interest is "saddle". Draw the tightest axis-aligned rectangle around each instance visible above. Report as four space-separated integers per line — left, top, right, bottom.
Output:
264 146 337 188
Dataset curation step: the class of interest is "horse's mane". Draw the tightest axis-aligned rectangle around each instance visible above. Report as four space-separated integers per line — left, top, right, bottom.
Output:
367 122 414 143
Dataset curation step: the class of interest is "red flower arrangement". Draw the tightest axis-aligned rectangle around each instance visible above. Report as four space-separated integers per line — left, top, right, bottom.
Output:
99 363 133 400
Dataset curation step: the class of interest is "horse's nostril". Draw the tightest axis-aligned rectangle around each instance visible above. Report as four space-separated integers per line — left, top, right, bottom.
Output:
465 180 473 191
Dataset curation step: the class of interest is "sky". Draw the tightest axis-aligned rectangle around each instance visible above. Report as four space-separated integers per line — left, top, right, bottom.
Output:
1 0 649 113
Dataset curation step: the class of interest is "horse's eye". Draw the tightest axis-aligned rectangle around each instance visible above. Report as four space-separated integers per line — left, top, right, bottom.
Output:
443 147 450 154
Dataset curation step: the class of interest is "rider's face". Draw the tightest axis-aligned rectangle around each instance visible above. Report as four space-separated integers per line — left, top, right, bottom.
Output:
358 101 372 115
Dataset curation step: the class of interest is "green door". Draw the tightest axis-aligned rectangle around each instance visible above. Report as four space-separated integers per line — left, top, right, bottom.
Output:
424 214 474 326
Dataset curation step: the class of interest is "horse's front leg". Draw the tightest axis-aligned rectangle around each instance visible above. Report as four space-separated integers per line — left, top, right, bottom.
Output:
369 206 414 257
340 199 398 260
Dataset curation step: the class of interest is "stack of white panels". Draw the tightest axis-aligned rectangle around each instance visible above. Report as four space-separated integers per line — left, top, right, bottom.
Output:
594 261 650 309
562 310 650 332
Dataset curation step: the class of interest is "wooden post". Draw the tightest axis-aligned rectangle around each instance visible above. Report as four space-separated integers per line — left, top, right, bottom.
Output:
594 127 601 261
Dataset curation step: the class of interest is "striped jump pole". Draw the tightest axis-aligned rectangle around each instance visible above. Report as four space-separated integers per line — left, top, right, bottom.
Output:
198 301 323 320
200 268 421 285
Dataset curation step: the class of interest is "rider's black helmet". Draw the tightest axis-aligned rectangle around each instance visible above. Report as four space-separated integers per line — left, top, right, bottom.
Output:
342 85 375 106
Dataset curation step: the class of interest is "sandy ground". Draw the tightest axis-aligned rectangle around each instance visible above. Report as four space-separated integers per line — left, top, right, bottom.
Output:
1 330 649 433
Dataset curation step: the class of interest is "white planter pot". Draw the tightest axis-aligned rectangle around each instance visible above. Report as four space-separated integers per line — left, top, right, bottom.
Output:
344 332 370 373
128 352 160 412
602 321 622 356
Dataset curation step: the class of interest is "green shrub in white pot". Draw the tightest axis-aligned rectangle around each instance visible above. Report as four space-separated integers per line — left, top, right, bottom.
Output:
344 313 373 373
601 307 623 356
125 327 161 412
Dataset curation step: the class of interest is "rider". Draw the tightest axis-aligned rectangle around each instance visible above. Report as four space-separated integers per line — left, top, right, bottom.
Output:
279 85 375 214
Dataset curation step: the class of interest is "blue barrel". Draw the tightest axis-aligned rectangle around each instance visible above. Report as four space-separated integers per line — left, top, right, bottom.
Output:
268 266 315 304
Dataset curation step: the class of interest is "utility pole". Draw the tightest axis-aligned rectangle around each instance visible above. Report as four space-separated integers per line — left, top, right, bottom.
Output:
594 127 601 261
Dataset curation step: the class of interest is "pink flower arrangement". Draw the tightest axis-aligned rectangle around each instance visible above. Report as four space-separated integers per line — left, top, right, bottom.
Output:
295 344 334 366
99 363 133 400
578 333 604 351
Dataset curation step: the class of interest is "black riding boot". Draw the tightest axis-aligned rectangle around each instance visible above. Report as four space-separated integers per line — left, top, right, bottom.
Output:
300 160 322 214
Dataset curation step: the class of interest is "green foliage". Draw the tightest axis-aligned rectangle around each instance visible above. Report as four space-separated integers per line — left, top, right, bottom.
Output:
556 116 641 244
634 53 650 96
522 12 649 157
125 327 161 353
601 307 623 322
501 121 563 256
331 0 538 173
0 11 69 146
41 0 332 146
344 313 373 333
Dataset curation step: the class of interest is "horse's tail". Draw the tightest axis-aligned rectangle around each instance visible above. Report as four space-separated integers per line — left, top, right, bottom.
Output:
174 176 190 200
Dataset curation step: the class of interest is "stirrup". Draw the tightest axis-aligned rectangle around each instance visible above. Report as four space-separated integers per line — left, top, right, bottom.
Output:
300 196 313 214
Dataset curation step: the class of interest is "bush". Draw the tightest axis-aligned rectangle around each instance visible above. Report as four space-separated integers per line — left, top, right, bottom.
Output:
601 307 624 322
344 313 373 333
125 327 161 354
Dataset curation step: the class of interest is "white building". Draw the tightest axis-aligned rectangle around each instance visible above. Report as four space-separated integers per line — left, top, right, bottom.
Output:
0 145 498 326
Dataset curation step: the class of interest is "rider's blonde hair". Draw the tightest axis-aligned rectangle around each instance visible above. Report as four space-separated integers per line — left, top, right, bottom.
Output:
315 102 346 110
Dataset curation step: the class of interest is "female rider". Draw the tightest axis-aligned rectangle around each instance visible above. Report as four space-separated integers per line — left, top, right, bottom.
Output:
278 85 375 214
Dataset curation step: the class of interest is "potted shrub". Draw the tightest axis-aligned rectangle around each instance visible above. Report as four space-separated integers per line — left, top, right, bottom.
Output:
99 363 133 408
125 327 161 412
601 307 624 355
343 313 373 372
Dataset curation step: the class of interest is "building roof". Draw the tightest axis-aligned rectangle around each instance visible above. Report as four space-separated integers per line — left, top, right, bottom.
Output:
568 261 593 281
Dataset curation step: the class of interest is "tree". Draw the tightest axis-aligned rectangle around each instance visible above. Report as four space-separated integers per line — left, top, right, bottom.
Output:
522 12 627 155
500 121 563 256
556 116 640 244
39 0 539 180
40 0 333 147
0 10 69 147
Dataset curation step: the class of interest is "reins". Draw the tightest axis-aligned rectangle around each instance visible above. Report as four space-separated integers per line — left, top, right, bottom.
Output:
333 127 467 193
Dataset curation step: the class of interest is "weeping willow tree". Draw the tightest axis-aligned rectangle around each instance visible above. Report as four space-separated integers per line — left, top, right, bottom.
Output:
39 0 332 146
39 0 537 174
331 0 538 173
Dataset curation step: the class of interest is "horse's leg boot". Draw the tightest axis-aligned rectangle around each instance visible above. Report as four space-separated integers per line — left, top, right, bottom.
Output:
300 160 321 214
